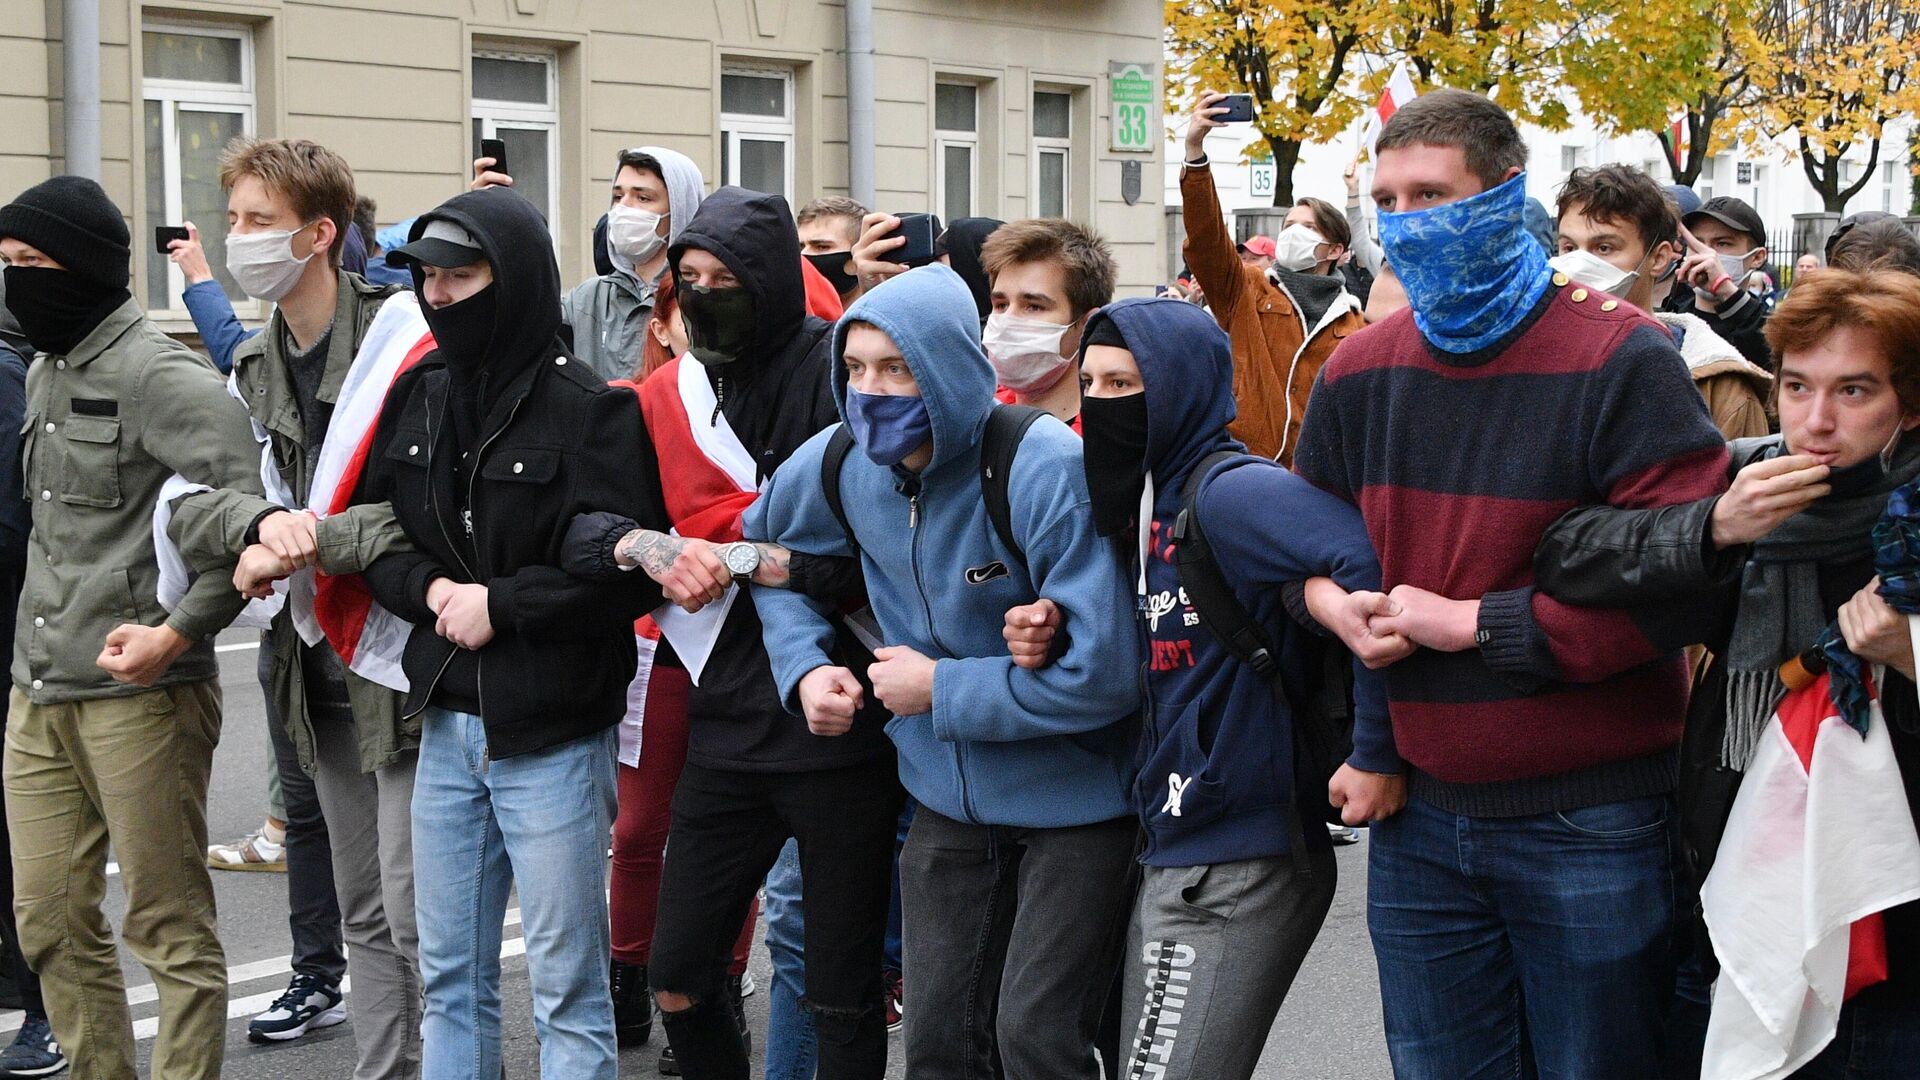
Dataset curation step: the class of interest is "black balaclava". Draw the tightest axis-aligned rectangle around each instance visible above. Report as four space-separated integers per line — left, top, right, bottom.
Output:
679 281 756 367
0 176 135 356
1077 318 1149 536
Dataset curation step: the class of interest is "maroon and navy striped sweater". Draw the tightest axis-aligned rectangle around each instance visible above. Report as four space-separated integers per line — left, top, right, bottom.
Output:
1294 282 1731 816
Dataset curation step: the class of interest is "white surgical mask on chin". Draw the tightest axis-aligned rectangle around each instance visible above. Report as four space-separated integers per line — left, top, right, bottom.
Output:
1272 223 1327 273
225 223 318 302
606 204 667 268
1548 248 1640 298
982 311 1073 393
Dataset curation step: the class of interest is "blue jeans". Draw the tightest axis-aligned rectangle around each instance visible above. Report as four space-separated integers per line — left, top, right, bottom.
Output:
1368 792 1677 1080
413 709 619 1080
764 840 818 1080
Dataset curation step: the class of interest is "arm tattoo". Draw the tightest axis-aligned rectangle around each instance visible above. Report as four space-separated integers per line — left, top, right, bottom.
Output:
751 543 791 588
617 529 685 577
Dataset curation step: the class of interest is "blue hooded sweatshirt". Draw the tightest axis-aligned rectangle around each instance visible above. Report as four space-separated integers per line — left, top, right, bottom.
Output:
1088 297 1399 868
745 265 1138 829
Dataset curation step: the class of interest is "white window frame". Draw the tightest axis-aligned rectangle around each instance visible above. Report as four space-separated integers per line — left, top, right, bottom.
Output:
142 21 256 317
1886 160 1902 212
934 81 979 225
720 66 795 204
1032 89 1073 219
471 49 560 227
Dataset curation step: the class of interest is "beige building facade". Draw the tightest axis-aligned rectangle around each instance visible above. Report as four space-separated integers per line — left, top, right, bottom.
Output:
2 0 1164 335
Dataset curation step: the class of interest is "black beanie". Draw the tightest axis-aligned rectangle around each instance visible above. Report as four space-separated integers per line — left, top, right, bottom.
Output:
0 176 132 289
1083 312 1128 351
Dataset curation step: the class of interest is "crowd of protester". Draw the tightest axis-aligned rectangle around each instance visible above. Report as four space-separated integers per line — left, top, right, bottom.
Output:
0 79 1917 1080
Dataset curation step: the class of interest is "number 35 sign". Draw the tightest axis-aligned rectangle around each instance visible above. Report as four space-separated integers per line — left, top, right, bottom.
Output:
1109 63 1155 153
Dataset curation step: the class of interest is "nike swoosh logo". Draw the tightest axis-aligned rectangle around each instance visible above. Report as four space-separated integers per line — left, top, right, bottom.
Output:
964 562 1009 585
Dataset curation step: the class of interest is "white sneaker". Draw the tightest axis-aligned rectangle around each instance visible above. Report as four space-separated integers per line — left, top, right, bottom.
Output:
208 825 286 872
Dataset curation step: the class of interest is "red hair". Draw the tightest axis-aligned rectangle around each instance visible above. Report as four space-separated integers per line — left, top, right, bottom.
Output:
638 276 679 379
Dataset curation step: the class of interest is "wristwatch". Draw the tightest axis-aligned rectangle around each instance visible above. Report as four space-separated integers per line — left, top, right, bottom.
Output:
716 542 760 580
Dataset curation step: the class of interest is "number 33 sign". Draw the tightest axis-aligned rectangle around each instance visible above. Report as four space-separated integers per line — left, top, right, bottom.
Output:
1109 63 1155 153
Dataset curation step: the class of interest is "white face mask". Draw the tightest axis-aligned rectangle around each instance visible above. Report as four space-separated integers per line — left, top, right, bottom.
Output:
1549 247 1639 298
1272 223 1328 273
1717 248 1761 282
982 311 1074 393
607 204 667 268
225 223 318 302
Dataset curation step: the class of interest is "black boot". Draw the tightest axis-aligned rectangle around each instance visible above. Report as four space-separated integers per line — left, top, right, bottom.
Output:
611 960 652 1047
727 972 752 1057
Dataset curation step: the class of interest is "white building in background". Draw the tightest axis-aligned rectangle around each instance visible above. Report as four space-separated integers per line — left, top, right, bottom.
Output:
1164 96 1915 279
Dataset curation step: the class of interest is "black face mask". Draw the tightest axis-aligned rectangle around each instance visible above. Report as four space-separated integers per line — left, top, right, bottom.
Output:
1080 393 1151 537
803 251 859 298
422 283 498 378
679 283 757 367
2 266 127 357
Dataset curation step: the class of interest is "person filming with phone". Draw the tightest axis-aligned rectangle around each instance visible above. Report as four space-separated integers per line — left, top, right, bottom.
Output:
1179 89 1364 468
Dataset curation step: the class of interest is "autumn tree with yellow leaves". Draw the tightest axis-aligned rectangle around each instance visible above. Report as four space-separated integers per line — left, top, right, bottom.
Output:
1563 0 1758 184
1163 0 1391 206
1739 0 1920 212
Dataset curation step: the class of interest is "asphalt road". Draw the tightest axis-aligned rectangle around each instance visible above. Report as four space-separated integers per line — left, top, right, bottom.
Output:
0 629 1394 1078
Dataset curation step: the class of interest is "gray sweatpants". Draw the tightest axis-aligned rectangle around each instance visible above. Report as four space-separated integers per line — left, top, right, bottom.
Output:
1120 850 1336 1080
310 713 421 1080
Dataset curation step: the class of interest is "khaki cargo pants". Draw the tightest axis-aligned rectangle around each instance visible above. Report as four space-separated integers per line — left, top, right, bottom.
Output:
4 681 226 1080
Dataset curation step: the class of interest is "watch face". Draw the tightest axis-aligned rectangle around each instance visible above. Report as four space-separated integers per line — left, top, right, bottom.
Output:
724 544 759 576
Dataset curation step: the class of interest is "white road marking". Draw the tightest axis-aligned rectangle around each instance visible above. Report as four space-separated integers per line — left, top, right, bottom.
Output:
0 909 526 1040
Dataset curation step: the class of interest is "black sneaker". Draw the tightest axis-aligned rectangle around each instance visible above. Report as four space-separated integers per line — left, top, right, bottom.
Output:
246 973 346 1043
0 1013 66 1078
611 960 652 1047
657 1045 679 1076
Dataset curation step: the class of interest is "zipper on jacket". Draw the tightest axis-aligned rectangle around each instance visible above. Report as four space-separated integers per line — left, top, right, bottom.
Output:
904 478 974 821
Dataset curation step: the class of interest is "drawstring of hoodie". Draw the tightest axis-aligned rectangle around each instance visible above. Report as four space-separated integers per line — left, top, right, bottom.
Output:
1134 474 1157 605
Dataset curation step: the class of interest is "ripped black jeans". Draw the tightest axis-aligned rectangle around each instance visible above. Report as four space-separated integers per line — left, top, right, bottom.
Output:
649 757 904 1079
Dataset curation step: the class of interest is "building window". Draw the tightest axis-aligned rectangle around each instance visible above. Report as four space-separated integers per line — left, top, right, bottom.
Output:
720 68 794 203
1886 161 1902 212
1032 90 1072 219
472 50 559 227
142 23 254 313
1560 145 1585 172
935 82 978 226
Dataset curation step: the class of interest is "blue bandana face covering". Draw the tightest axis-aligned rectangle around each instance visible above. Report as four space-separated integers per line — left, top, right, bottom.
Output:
845 389 933 467
1377 172 1553 354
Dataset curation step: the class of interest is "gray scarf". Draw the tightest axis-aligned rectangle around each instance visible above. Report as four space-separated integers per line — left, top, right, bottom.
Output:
1267 266 1345 331
1721 435 1920 767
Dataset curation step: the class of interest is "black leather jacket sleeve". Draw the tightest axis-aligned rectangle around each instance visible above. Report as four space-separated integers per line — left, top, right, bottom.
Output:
1532 494 1747 608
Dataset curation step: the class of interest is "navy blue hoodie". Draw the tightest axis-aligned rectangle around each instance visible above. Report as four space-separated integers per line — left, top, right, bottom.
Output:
1090 298 1398 868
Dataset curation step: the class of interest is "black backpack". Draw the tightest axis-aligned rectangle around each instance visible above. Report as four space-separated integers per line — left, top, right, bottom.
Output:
1171 450 1356 846
820 404 1047 558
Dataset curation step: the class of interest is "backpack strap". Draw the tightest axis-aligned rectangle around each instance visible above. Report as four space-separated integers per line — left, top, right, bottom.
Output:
1171 450 1281 680
979 404 1047 560
821 424 859 556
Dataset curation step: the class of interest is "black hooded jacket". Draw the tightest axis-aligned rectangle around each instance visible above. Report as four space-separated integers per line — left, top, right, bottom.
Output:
936 217 1005 323
352 187 670 758
665 186 889 772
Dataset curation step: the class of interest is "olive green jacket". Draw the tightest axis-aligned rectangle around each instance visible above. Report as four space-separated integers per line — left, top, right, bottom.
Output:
14 298 262 702
168 272 419 773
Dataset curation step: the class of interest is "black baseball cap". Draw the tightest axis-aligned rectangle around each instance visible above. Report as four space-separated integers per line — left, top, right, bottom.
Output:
1683 196 1767 250
384 218 484 268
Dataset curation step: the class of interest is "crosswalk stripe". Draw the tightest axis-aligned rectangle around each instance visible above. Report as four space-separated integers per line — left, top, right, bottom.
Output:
0 909 527 1041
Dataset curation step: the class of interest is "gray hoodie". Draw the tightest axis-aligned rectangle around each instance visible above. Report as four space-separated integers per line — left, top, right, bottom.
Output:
561 145 706 381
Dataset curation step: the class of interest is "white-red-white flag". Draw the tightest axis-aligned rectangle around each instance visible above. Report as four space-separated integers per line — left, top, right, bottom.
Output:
1701 656 1920 1080
1363 64 1419 157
